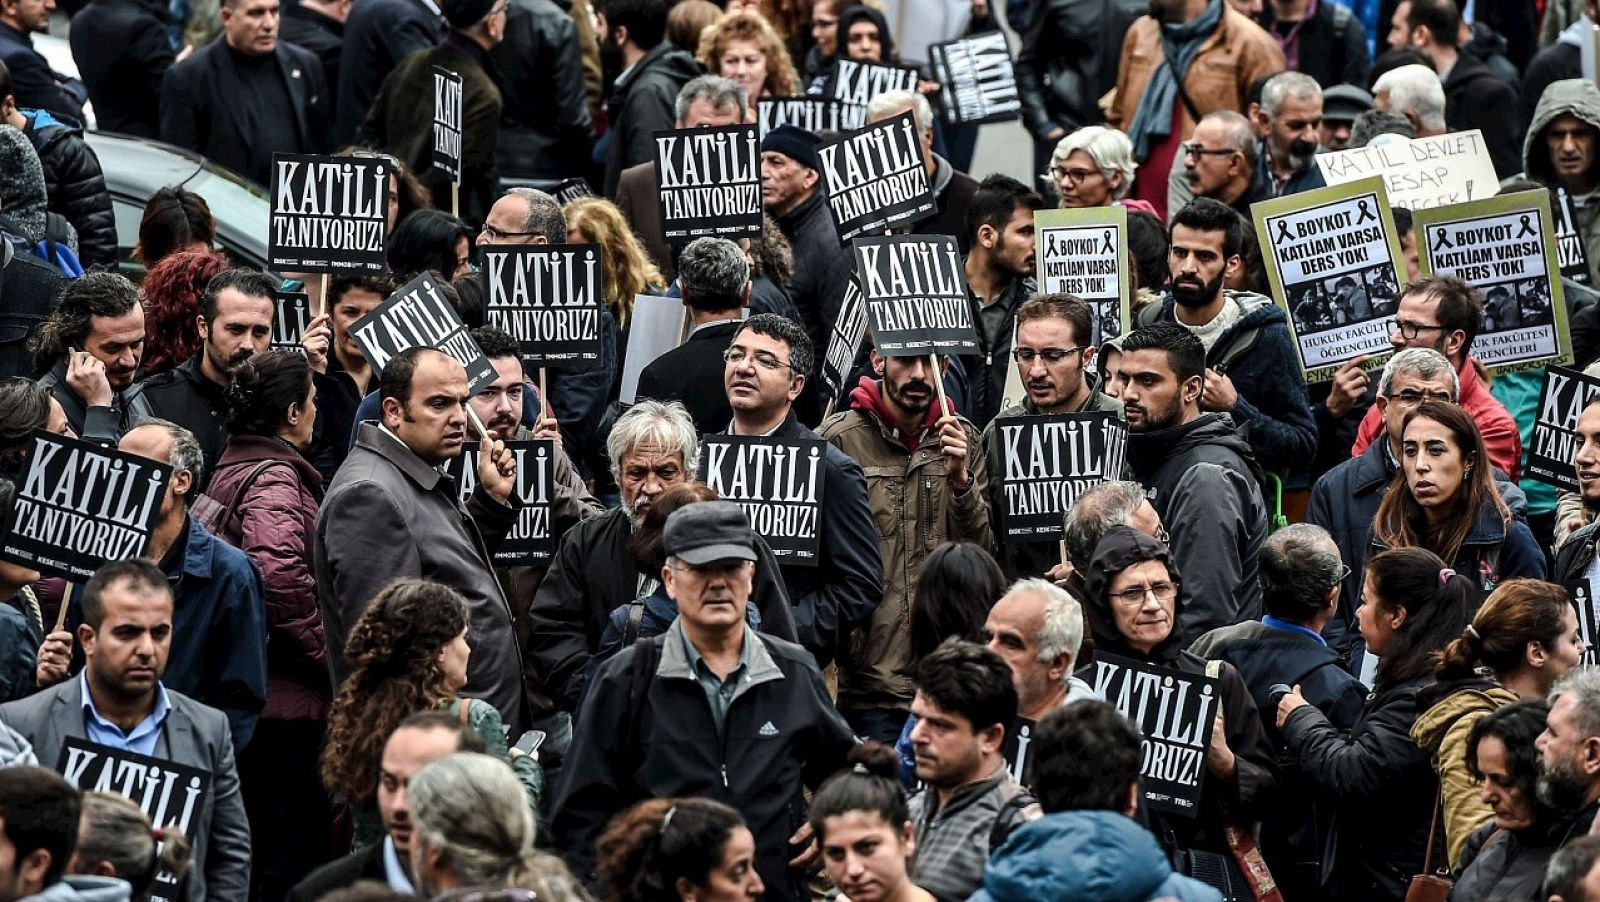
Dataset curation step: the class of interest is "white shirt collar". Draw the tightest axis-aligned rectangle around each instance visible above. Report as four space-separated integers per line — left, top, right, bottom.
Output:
382 836 416 894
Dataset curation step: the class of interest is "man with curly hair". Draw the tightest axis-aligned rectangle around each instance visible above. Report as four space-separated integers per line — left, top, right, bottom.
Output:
30 271 152 443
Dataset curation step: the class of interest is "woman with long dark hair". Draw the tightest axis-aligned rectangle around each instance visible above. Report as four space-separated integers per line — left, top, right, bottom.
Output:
0 378 69 700
386 209 475 283
595 797 763 902
809 745 935 902
1372 400 1544 588
1277 547 1474 900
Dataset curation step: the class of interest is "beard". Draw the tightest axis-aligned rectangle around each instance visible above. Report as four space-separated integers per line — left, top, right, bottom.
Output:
885 373 934 416
1171 270 1224 309
1537 757 1592 811
599 29 625 87
208 342 254 376
1286 139 1318 173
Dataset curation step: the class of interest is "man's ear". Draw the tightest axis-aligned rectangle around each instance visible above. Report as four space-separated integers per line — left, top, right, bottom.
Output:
169 468 193 503
1223 253 1242 279
381 395 404 426
870 348 886 376
1182 373 1204 406
979 722 1005 755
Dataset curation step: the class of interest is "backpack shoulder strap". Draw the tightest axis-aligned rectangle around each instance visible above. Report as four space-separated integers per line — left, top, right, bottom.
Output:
623 598 647 646
989 788 1042 853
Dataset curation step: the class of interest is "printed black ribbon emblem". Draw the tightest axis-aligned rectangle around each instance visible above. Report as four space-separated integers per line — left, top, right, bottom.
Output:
1356 200 1376 224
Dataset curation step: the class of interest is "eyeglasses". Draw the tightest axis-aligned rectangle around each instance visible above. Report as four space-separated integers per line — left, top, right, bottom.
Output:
1154 525 1169 544
1387 389 1454 408
1181 143 1239 160
1394 320 1446 341
1046 166 1100 184
1330 563 1352 586
479 223 543 241
1012 346 1087 365
723 347 795 372
1110 581 1178 608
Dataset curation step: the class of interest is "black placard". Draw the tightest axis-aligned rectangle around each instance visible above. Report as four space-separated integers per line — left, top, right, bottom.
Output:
272 290 311 354
1527 366 1600 491
57 738 212 902
268 153 389 274
481 243 605 367
652 123 762 243
1089 653 1220 817
817 112 936 245
0 431 171 581
824 58 920 106
992 412 1127 543
553 178 593 205
699 435 826 565
929 32 1020 126
441 439 556 565
757 96 865 137
349 272 497 392
854 234 976 356
432 66 463 182
819 279 867 407
1565 581 1600 667
1557 188 1593 286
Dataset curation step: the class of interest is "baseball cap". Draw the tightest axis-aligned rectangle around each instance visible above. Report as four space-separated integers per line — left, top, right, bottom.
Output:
663 502 759 566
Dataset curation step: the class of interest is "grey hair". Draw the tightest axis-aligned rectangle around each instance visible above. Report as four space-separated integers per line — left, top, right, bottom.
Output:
607 399 702 481
1373 64 1447 133
675 74 748 122
1549 668 1600 743
1260 71 1322 117
505 188 566 244
1006 578 1084 674
1063 481 1148 570
866 90 933 138
678 237 750 308
1259 524 1343 622
410 753 537 888
131 417 205 502
1542 835 1600 902
1376 347 1459 398
1200 110 1258 170
1350 109 1417 147
75 791 191 902
1051 126 1138 201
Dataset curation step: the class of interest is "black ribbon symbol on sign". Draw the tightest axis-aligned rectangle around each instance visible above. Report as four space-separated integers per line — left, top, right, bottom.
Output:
1519 215 1536 238
1100 229 1116 255
1356 200 1376 224
1275 219 1294 244
1435 229 1455 250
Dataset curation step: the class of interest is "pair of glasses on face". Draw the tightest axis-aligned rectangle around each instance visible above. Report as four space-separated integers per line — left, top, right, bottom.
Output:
1394 320 1447 341
1110 581 1179 608
1387 389 1453 408
723 347 795 372
479 224 541 241
1181 143 1238 160
1012 347 1086 365
1046 166 1100 184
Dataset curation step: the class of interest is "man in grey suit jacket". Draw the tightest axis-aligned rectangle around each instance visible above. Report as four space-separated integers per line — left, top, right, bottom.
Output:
0 559 251 901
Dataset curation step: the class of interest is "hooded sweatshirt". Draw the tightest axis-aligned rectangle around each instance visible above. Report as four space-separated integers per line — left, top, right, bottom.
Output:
971 810 1223 902
1410 679 1518 866
19 877 133 902
1526 79 1600 276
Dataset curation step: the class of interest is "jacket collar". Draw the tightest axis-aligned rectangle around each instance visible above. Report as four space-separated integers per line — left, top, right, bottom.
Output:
923 764 1010 821
776 190 827 233
657 616 785 706
1350 436 1395 493
166 515 217 581
354 421 445 492
205 40 314 151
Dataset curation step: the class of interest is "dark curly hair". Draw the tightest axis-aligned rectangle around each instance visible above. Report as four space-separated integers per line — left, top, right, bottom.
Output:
140 249 232 376
225 349 313 438
626 483 719 576
320 578 469 804
29 271 142 374
595 797 749 902
0 378 53 476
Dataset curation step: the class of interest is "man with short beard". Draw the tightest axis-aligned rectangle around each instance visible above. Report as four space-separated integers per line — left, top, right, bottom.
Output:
526 399 796 713
596 0 700 196
31 271 152 443
126 268 276 488
959 174 1045 431
1536 668 1600 844
1251 71 1326 197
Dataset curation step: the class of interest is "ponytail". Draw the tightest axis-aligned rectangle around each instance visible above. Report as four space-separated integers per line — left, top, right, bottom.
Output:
1434 579 1572 682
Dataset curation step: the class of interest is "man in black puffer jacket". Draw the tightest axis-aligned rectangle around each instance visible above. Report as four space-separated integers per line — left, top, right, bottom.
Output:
0 64 115 269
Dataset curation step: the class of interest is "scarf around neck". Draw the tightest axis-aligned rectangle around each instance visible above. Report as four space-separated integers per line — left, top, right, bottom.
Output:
1124 0 1226 159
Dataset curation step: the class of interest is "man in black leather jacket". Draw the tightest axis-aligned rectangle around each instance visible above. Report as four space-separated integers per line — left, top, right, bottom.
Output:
491 0 592 182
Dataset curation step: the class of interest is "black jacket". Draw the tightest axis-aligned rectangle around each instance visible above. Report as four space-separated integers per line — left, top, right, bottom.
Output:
68 0 174 138
774 191 855 372
1555 519 1600 584
280 4 343 121
21 110 117 269
1521 43 1579 132
333 0 444 145
551 621 857 900
0 242 62 382
1451 817 1568 902
526 505 798 710
1260 1 1369 89
602 42 702 196
636 319 739 436
491 0 592 181
1013 0 1136 142
124 354 230 488
0 22 84 127
160 38 329 186
1443 53 1522 180
305 355 369 484
37 357 151 444
286 841 385 902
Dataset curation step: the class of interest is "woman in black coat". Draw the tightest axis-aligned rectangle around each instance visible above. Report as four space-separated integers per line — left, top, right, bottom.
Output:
1277 547 1473 901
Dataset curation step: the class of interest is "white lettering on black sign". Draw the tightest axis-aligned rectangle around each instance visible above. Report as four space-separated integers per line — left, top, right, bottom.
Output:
820 279 867 407
1527 366 1600 491
1556 189 1592 286
432 66 463 182
929 32 1020 126
824 59 920 106
757 97 864 137
816 111 936 245
1565 581 1600 667
653 124 762 243
994 412 1126 542
272 291 310 355
854 234 976 355
0 431 170 581
482 243 605 367
1091 653 1219 817
349 272 497 392
443 440 556 565
268 153 389 273
700 435 826 564
554 178 592 205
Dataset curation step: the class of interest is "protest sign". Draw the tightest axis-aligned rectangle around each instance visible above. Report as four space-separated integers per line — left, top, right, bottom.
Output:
268 153 389 274
1414 189 1572 372
1253 177 1408 382
816 111 936 245
1556 188 1593 286
1566 581 1600 667
442 439 556 565
824 59 920 106
928 32 1020 126
652 123 762 244
699 435 827 564
619 293 689 404
757 96 864 137
0 431 171 581
1525 366 1600 491
553 178 592 205
272 291 311 354
1316 130 1499 210
991 412 1127 543
56 739 211 902
819 279 867 409
349 272 497 392
482 243 605 367
432 66 463 183
1090 652 1220 816
854 234 977 356
1034 206 1130 345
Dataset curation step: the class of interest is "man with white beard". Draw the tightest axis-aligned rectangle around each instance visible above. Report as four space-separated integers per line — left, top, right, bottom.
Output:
525 399 797 712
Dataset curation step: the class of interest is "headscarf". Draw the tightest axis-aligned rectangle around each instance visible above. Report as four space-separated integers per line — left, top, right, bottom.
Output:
1081 525 1186 663
835 5 896 62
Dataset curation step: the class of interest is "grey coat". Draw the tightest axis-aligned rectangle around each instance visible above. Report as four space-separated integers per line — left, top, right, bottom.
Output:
314 423 527 735
0 681 251 901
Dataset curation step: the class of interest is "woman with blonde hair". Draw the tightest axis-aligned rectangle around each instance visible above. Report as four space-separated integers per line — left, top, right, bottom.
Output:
564 197 667 392
698 9 801 102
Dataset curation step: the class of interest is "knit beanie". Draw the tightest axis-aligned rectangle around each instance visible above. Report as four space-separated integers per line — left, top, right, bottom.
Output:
761 125 820 171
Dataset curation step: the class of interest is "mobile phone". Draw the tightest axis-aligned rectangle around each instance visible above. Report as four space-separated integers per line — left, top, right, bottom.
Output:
514 730 547 755
1268 683 1294 706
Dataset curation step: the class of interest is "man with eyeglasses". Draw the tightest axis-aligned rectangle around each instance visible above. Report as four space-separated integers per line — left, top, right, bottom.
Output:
982 294 1122 579
1177 110 1266 221
1349 276 1523 480
716 311 883 669
956 174 1045 430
